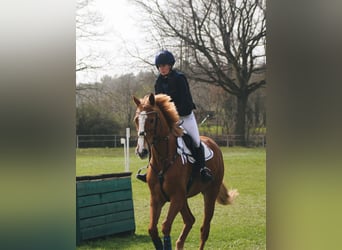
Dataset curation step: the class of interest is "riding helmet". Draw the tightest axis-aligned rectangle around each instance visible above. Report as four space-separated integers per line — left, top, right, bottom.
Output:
155 50 175 67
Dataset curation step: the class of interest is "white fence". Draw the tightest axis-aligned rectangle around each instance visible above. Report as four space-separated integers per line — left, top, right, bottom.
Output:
76 134 266 148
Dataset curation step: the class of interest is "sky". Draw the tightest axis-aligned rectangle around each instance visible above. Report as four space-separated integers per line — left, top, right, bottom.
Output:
76 0 152 83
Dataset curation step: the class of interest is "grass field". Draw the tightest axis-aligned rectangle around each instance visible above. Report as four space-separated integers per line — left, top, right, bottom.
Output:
76 146 266 250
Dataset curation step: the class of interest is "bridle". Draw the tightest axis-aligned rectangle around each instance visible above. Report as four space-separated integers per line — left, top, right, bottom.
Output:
136 110 168 149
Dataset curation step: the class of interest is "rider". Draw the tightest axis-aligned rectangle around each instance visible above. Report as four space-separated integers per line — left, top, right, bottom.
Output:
136 49 213 183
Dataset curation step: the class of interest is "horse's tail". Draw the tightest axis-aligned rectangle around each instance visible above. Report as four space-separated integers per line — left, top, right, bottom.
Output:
216 183 239 205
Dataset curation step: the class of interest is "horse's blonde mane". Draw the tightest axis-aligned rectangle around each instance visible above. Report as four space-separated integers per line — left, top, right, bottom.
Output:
143 94 183 137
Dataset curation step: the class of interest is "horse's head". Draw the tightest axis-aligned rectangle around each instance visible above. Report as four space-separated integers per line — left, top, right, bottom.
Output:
133 93 159 159
133 93 183 159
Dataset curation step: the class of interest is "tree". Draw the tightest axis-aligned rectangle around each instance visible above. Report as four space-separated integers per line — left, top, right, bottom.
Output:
134 0 266 145
100 74 139 129
76 0 109 84
76 72 156 134
76 103 120 135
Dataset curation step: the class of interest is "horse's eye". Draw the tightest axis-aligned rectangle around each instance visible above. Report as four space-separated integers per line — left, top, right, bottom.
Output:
150 118 154 124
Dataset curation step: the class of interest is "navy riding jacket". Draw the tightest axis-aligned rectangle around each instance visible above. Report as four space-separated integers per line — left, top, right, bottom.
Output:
154 70 196 116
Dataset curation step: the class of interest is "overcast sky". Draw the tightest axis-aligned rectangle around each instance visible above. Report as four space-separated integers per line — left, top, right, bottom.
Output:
76 0 152 83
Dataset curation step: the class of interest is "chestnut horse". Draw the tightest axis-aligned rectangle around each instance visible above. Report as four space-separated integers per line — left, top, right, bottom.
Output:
133 93 238 250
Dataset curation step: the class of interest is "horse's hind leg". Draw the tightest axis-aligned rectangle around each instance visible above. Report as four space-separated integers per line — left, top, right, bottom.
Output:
176 200 195 250
149 197 164 250
199 191 218 250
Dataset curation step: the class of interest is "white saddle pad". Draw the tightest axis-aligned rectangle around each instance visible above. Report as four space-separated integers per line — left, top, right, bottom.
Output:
176 137 214 164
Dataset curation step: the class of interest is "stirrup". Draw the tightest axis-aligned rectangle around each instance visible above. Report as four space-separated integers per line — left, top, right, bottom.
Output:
200 167 213 182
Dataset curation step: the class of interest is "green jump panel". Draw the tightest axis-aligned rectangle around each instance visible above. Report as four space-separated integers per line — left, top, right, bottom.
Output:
78 199 133 219
77 177 131 196
81 218 135 240
80 210 134 229
76 172 135 245
77 189 132 208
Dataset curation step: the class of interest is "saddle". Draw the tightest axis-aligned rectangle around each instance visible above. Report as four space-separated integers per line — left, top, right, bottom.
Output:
176 132 214 165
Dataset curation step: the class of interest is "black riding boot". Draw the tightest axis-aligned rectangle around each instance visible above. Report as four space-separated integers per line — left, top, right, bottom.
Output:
136 166 148 183
136 173 147 182
194 144 213 182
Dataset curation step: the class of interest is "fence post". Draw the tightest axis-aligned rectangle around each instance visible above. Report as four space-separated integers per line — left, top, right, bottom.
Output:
126 128 130 172
120 138 127 171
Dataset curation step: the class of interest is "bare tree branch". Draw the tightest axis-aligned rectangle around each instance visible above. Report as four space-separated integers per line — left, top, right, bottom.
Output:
76 0 110 80
133 0 266 144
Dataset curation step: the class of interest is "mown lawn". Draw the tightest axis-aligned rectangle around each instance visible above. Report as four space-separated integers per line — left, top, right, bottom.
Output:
76 146 265 249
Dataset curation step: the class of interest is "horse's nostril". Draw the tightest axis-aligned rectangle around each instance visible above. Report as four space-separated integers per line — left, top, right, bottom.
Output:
137 148 148 159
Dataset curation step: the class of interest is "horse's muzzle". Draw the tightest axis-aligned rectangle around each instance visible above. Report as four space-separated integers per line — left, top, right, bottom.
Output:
137 148 149 159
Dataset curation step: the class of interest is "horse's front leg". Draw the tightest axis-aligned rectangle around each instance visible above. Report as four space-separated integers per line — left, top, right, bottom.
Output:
161 196 185 250
149 196 164 250
176 200 195 250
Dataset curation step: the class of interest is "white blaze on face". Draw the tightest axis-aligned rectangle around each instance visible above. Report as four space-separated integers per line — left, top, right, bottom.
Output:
137 111 147 154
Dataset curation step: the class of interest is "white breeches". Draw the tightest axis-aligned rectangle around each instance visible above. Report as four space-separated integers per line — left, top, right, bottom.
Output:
179 111 200 148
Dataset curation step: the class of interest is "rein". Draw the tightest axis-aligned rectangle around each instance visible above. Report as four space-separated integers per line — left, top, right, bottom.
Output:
137 110 179 202
150 133 179 202
149 152 179 202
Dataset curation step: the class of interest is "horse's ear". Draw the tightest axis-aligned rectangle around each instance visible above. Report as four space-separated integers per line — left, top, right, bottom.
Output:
149 93 155 106
132 96 141 106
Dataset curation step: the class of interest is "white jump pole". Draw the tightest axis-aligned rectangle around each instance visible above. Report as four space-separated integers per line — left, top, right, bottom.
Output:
125 128 130 172
120 138 127 171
